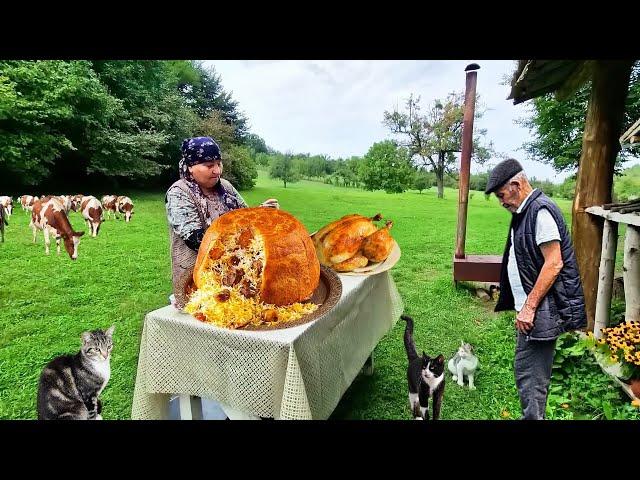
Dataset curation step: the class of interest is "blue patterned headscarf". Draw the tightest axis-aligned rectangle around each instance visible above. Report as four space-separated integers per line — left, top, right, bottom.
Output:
178 136 224 225
179 136 222 176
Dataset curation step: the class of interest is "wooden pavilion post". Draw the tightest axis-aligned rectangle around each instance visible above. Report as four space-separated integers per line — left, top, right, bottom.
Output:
623 225 640 323
455 63 479 260
594 219 618 338
571 60 633 331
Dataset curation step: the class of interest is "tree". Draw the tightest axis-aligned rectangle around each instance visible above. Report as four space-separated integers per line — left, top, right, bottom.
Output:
614 164 640 201
186 62 249 142
83 60 188 178
0 60 267 191
384 93 493 198
254 152 271 167
222 144 258 191
413 170 434 193
529 177 556 197
359 140 415 193
555 176 577 200
0 60 181 187
333 158 360 187
0 61 84 185
195 110 236 149
517 62 640 173
269 153 300 188
245 133 269 156
469 171 489 192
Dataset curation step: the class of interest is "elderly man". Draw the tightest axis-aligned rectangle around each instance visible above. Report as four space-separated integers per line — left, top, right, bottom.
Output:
485 159 586 420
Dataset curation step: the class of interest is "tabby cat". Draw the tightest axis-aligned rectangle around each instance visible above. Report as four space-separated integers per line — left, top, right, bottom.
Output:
37 326 114 420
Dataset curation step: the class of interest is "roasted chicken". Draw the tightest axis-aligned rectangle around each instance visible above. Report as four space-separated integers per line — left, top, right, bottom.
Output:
312 213 395 272
362 220 394 263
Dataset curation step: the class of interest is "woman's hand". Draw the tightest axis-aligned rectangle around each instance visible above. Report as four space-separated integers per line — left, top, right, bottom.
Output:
260 198 279 209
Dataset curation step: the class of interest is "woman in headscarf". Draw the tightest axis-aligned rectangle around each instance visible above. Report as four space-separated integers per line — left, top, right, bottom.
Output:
166 136 278 309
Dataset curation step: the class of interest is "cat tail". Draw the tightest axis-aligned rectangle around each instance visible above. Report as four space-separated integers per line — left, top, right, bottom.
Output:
401 314 418 361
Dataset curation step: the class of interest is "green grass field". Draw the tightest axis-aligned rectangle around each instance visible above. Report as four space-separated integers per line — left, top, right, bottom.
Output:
0 172 633 419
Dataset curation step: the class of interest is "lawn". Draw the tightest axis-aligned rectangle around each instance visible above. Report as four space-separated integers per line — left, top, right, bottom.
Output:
0 171 636 419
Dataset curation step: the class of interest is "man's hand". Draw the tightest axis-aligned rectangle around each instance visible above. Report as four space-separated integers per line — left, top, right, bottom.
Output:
260 198 279 209
516 302 536 334
515 240 563 335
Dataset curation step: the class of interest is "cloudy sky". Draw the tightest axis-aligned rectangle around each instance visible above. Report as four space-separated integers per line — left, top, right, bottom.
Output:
204 60 636 182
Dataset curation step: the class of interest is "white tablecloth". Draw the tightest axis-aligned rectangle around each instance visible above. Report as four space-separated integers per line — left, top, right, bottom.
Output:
131 272 403 419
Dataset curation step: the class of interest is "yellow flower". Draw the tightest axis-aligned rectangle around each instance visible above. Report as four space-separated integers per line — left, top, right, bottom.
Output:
561 403 570 409
501 410 510 418
632 399 640 409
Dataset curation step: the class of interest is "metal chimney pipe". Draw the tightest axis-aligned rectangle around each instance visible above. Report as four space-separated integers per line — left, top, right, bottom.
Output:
455 63 480 259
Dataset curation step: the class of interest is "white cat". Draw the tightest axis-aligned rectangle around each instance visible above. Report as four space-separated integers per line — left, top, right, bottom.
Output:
448 341 478 390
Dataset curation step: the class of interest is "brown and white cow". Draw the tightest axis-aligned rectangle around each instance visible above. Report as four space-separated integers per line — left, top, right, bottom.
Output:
55 195 73 214
70 194 84 212
80 196 103 237
20 195 39 213
0 196 13 217
117 196 134 222
30 197 84 260
0 203 7 243
19 195 33 212
101 195 118 219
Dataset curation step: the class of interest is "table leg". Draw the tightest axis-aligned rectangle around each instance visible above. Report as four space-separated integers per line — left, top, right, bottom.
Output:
178 394 192 420
190 396 203 420
362 352 375 376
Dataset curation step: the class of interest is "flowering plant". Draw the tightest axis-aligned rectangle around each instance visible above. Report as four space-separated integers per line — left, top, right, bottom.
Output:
586 321 640 381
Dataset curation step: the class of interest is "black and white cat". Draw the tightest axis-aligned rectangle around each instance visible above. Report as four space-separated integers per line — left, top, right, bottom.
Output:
37 326 114 420
401 314 445 420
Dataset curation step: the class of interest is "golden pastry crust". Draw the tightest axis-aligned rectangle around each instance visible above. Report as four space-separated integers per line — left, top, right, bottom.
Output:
194 207 320 306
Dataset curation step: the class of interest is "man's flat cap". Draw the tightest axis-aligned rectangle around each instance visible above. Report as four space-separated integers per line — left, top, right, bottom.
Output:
485 158 524 194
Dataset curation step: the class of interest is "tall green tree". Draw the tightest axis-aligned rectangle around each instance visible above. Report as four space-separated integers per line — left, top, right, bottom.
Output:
185 62 249 142
195 110 236 149
384 93 493 198
0 60 126 185
614 164 640 201
359 140 415 194
222 144 258 190
0 60 262 191
269 153 300 188
413 169 435 193
517 61 640 172
245 133 269 156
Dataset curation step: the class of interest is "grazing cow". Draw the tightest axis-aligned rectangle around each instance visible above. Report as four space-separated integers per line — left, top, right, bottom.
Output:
0 196 13 217
19 195 35 212
80 196 103 237
28 196 40 212
0 203 7 242
30 197 84 260
117 196 134 222
54 195 73 214
70 194 84 212
101 195 118 219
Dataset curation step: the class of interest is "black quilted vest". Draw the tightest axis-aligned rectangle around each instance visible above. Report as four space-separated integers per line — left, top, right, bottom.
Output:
495 190 587 340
